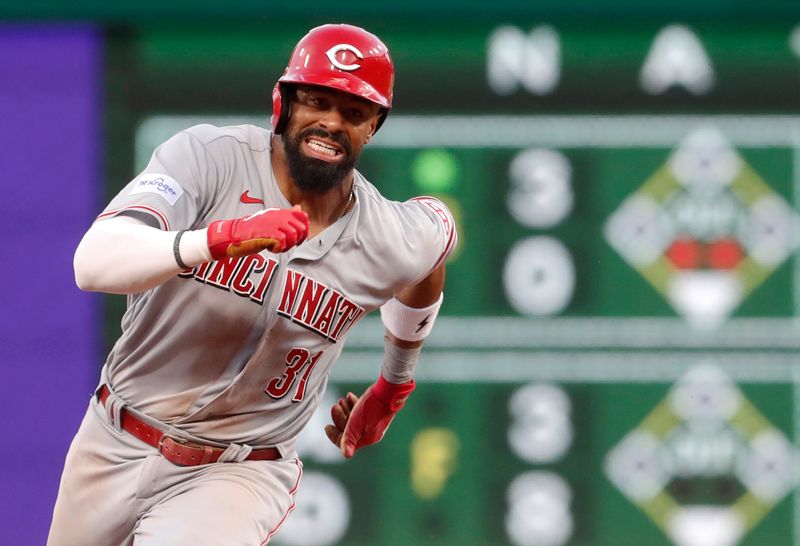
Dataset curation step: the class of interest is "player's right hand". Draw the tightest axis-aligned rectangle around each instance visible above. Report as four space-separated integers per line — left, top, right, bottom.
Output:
207 206 309 260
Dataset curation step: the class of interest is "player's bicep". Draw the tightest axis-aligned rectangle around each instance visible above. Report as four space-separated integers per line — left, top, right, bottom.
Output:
395 262 446 308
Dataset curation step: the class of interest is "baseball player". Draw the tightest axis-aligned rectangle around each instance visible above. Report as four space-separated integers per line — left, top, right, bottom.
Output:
47 23 456 546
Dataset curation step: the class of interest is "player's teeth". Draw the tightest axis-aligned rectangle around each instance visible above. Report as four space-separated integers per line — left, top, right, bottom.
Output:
308 140 338 156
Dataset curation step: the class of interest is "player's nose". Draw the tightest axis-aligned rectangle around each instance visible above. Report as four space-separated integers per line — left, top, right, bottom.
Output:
317 107 346 132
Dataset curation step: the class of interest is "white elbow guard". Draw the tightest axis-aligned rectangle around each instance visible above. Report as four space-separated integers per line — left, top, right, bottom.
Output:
380 293 443 342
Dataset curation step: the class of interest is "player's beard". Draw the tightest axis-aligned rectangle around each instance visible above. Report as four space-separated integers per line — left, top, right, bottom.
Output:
284 127 359 194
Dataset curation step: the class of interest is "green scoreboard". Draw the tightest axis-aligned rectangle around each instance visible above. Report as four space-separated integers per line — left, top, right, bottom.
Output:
110 19 800 546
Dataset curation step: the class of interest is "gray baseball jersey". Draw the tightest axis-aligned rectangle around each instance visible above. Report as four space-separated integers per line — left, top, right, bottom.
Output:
96 123 456 453
48 123 456 545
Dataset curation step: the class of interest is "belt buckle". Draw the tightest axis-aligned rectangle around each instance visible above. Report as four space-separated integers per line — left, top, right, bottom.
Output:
157 433 193 457
158 433 187 449
158 433 216 466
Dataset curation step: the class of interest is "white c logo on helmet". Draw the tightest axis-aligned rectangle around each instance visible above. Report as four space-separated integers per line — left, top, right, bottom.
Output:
325 44 364 71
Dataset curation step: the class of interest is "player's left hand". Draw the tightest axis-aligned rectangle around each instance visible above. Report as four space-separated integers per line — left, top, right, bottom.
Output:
324 392 358 449
329 376 416 459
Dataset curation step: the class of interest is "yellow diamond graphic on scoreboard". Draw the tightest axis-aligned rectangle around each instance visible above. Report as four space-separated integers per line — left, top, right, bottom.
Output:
605 365 800 546
604 126 800 329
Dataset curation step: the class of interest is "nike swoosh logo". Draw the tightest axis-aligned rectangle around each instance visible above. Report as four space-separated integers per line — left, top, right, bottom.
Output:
240 190 265 205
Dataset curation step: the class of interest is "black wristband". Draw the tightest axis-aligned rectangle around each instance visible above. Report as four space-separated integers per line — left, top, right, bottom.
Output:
173 229 189 270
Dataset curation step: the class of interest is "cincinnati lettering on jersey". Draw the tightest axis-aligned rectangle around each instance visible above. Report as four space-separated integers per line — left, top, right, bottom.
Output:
276 268 364 343
179 259 363 343
178 254 280 304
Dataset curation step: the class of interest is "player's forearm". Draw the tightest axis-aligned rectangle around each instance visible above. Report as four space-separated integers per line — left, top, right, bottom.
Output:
73 216 211 294
379 264 446 382
337 282 446 458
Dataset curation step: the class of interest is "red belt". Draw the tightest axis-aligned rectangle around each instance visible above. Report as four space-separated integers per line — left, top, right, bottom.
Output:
98 385 280 466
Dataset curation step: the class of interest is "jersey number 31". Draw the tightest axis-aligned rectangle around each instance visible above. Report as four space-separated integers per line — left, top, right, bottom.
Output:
265 347 324 402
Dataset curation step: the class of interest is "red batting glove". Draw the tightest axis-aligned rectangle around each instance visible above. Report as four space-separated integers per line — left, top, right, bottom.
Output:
340 375 416 458
207 207 309 260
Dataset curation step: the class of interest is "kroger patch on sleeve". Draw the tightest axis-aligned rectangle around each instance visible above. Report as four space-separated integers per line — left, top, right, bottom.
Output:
129 173 185 206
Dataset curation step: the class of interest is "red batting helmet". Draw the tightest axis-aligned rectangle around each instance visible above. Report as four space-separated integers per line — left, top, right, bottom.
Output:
271 24 394 135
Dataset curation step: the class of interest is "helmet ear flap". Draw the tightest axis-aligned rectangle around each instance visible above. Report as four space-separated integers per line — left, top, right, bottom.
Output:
374 108 389 135
271 83 292 135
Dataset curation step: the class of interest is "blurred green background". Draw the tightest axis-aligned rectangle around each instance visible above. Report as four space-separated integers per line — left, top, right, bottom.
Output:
7 1 800 545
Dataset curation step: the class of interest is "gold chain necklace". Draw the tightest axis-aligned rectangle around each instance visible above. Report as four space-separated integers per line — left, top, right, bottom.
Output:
338 187 355 220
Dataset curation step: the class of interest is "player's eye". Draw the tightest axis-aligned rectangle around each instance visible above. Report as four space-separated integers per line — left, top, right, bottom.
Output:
296 89 329 109
303 95 325 108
